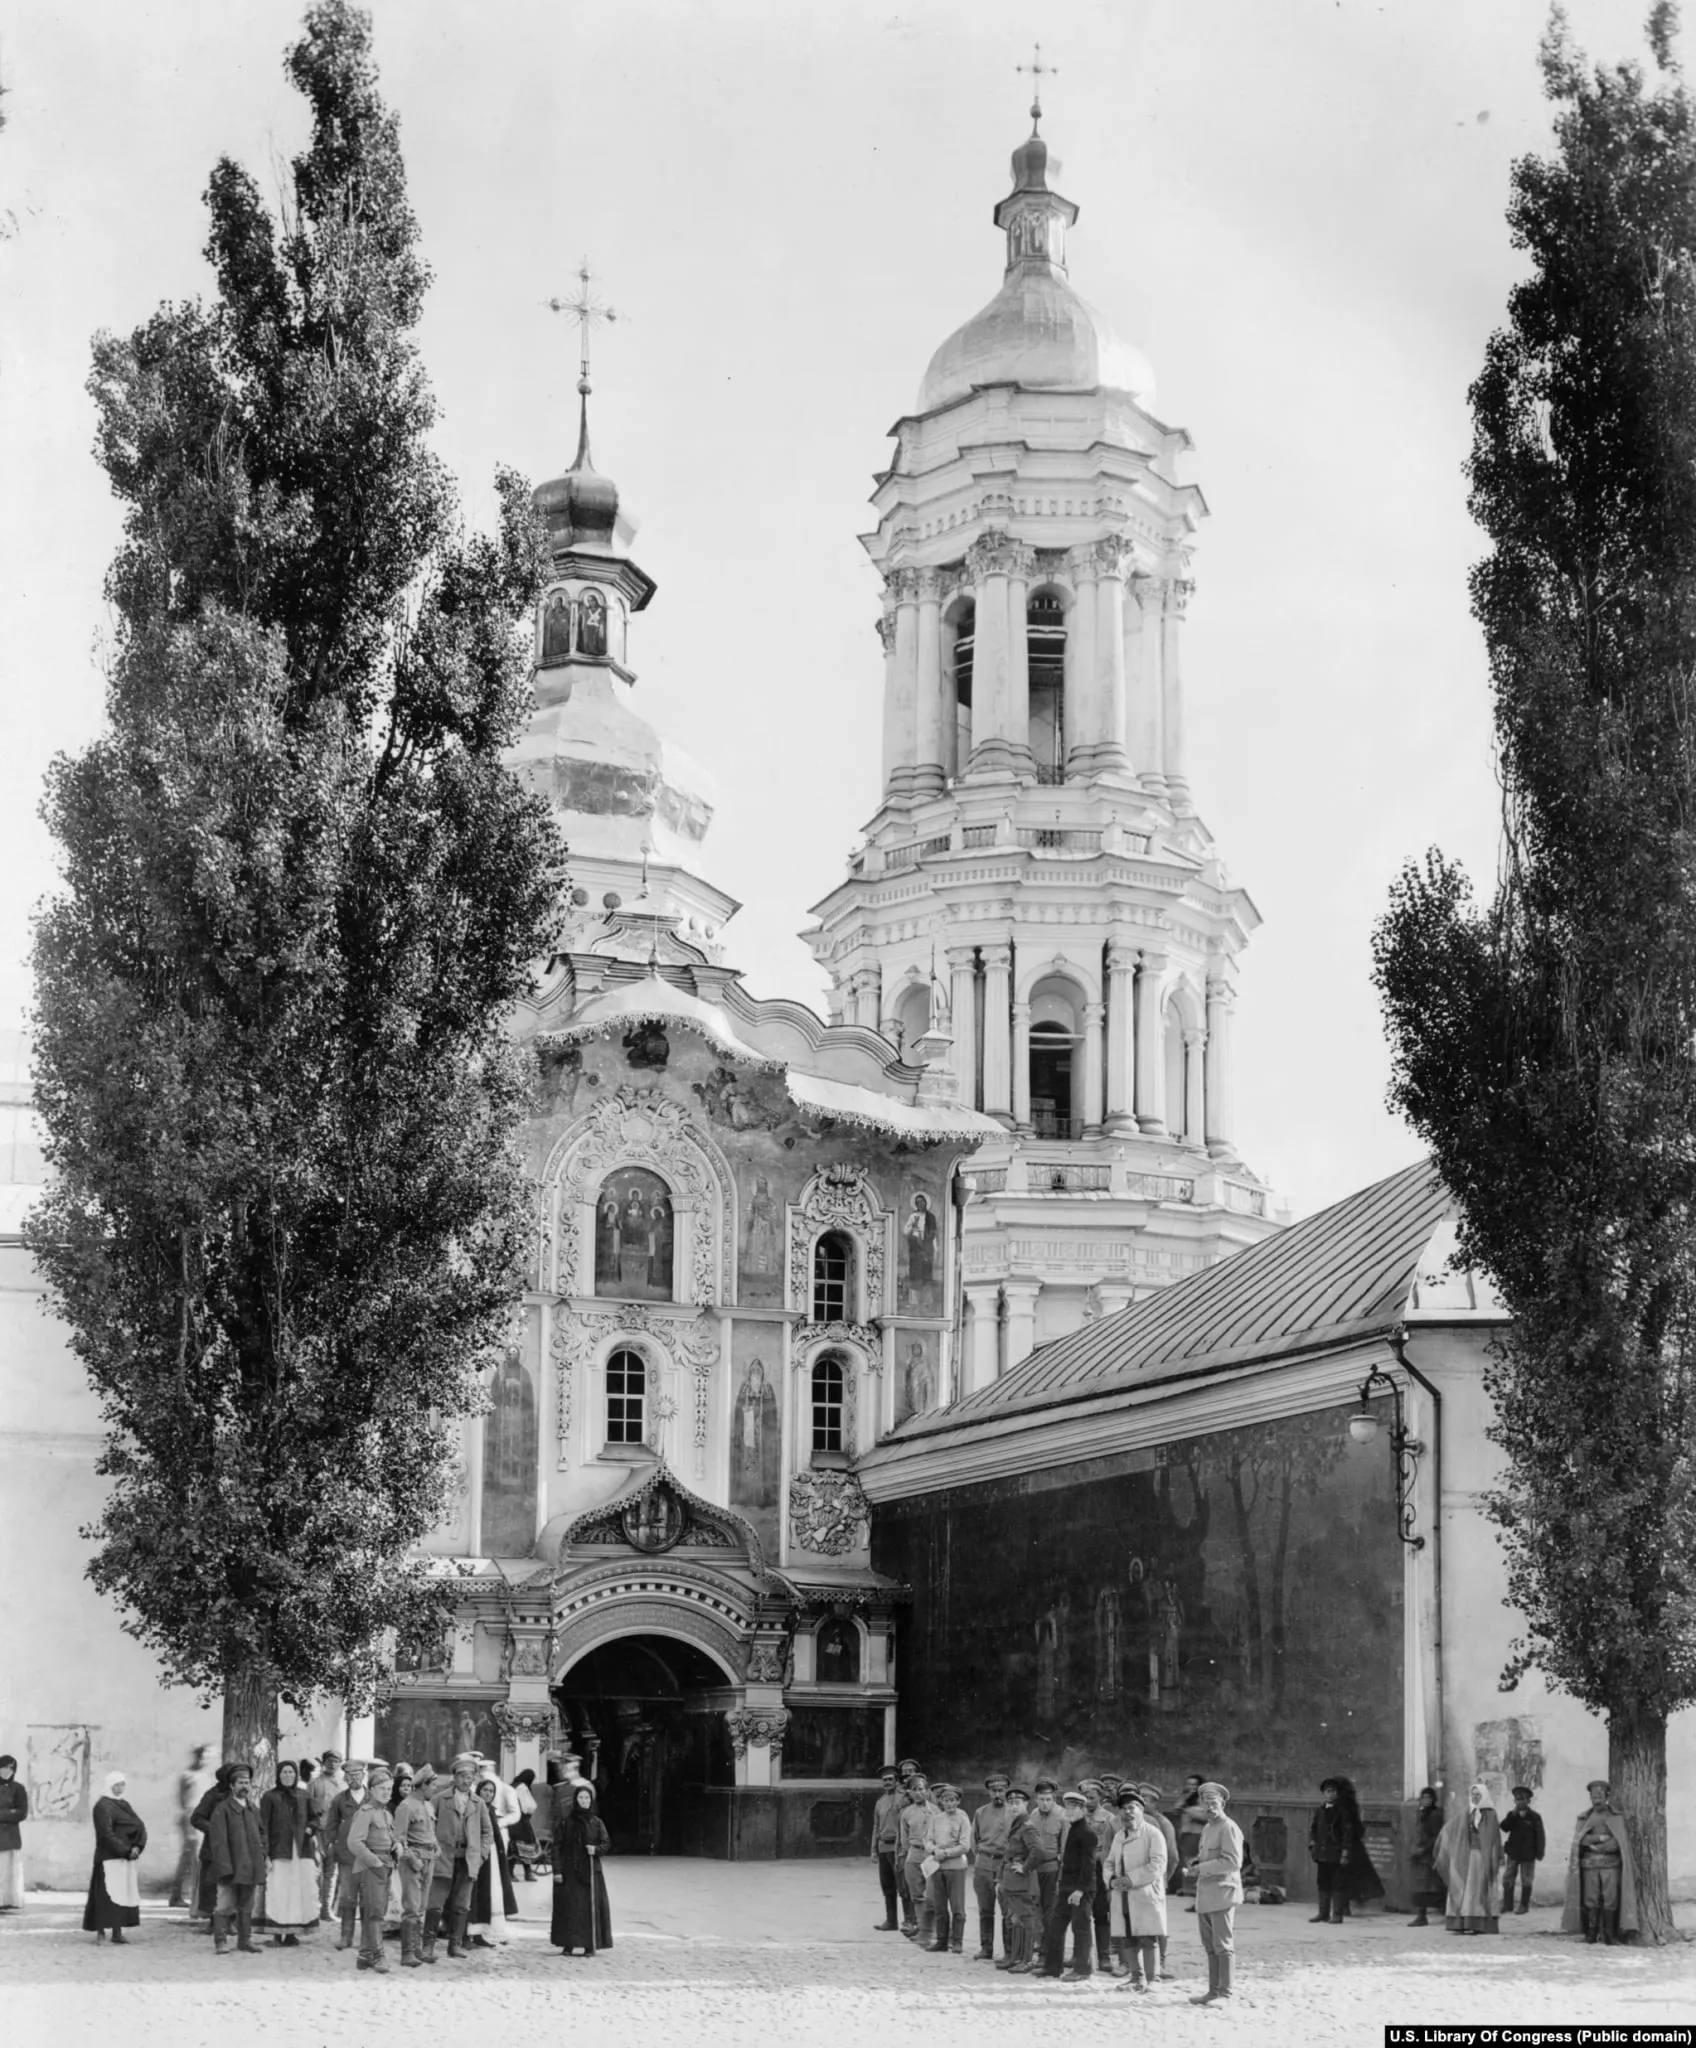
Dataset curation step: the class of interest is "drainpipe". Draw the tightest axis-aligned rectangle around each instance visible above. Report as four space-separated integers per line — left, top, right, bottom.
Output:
1390 1326 1444 1795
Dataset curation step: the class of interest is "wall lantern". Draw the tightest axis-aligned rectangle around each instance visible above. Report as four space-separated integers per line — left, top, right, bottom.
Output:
1350 1361 1425 1551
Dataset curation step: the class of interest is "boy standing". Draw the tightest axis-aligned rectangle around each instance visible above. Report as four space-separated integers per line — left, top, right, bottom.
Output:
1500 1785 1545 1915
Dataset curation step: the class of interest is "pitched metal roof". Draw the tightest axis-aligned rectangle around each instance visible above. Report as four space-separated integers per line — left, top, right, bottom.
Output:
893 1157 1452 1442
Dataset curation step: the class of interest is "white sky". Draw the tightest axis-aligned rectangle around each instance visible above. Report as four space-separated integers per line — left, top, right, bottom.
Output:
0 0 1665 1218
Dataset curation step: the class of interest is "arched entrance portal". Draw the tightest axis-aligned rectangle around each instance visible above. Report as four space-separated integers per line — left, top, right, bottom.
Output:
554 1635 736 1855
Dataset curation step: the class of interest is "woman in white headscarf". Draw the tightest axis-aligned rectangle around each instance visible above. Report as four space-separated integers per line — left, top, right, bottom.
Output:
1436 1782 1503 1935
83 1771 147 1943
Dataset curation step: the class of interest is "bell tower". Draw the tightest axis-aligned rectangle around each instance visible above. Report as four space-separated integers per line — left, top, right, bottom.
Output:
804 102 1281 1387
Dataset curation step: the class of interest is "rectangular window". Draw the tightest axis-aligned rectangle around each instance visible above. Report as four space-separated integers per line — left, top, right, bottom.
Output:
812 1368 845 1453
606 1349 647 1446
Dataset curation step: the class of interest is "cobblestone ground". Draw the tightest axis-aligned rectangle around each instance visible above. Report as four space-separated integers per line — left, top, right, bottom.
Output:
3 1865 1691 2048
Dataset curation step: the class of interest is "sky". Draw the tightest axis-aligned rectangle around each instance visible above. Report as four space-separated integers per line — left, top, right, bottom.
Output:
0 0 1670 1219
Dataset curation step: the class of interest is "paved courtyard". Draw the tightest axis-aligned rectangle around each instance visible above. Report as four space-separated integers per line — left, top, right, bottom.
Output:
3 1861 1691 2048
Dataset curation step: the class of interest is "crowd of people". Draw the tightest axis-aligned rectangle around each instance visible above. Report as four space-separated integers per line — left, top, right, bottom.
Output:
869 1761 1247 2000
871 1761 1647 1992
81 1744 615 1967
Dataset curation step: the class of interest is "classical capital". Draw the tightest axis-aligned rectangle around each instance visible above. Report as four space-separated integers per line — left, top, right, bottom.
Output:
886 565 922 605
1105 941 1140 975
1206 976 1235 1008
1083 1000 1106 1024
1137 948 1170 976
1011 999 1031 1020
945 944 978 973
874 614 896 655
1163 577 1195 617
1130 571 1162 611
965 530 1033 582
915 567 947 605
980 942 1013 972
1091 534 1135 580
1065 543 1100 586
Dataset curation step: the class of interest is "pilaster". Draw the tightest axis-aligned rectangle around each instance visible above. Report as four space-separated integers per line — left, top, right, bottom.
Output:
1002 1280 1041 1369
1063 544 1098 778
1205 975 1237 1160
964 1282 1002 1392
1104 942 1138 1135
981 942 1013 1122
1080 999 1106 1135
1162 574 1193 809
913 569 946 796
1011 999 1032 1130
1134 949 1169 1137
947 945 978 1111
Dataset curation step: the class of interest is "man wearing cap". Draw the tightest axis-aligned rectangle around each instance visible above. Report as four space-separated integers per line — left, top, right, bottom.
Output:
870 1765 904 1932
1137 1784 1180 1979
897 1777 936 1945
393 1768 440 1967
970 1773 1012 1960
327 1759 369 1951
308 1751 345 1924
1191 1781 1243 2006
347 1763 400 1974
1020 1779 1066 1943
1039 1789 1099 1982
897 1758 922 1790
431 1753 495 1960
1079 1781 1114 1974
207 1763 267 1958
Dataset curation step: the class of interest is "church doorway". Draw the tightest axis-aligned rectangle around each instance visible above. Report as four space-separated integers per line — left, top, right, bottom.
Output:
554 1635 735 1854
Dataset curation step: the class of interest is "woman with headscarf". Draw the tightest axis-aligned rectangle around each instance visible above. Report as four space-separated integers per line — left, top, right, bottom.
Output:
1559 1779 1640 1946
1308 1775 1385 1923
1436 1782 1503 1934
1408 1786 1445 1927
83 1771 147 1943
0 1755 27 1911
510 1768 541 1880
467 1774 517 1946
550 1783 612 1956
258 1758 317 1946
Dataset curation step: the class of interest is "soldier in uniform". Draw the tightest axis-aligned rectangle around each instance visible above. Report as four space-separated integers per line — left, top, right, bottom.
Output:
346 1762 399 1974
970 1772 1013 1961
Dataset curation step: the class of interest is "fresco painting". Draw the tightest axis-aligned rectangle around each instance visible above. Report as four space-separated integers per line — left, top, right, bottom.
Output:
729 1320 783 1560
481 1308 540 1557
594 1165 675 1300
896 1173 942 1316
894 1331 937 1427
873 1401 1404 1799
377 1697 504 1774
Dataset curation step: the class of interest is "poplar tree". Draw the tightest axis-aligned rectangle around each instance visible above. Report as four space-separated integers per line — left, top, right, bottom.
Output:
29 1 562 1771
1373 5 1696 1943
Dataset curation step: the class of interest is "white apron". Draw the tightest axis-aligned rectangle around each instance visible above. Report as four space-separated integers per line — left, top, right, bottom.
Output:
102 1858 141 1909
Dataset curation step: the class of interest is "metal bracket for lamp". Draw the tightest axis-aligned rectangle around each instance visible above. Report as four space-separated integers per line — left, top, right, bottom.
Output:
1349 1362 1426 1550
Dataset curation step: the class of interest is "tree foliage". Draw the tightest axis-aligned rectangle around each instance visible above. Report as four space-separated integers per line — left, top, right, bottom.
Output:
29 1 562 1753
1372 4 1696 1941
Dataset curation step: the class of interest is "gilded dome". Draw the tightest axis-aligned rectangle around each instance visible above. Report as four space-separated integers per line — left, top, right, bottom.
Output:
918 267 1156 415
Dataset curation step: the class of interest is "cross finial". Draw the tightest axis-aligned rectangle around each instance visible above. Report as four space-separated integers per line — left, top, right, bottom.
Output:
545 259 619 469
1016 42 1056 128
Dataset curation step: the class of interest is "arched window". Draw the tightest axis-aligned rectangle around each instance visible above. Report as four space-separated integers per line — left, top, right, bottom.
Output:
811 1353 846 1453
811 1230 853 1323
605 1347 647 1447
1027 591 1066 782
948 599 975 777
1029 978 1081 1139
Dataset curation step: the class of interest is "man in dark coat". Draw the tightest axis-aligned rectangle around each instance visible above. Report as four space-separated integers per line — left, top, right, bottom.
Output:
326 1760 369 1950
207 1764 267 1957
870 1766 903 1933
1039 1789 1098 1982
1500 1786 1546 1915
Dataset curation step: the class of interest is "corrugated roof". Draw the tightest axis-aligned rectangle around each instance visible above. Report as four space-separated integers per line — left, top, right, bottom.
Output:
894 1157 1451 1441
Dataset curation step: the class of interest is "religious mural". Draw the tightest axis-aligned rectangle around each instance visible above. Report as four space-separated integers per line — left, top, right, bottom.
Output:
894 1332 937 1427
729 1326 782 1560
872 1402 1403 1798
376 1698 505 1775
481 1322 539 1557
815 1616 862 1685
741 1172 783 1300
782 1704 885 1781
896 1174 943 1316
594 1165 675 1300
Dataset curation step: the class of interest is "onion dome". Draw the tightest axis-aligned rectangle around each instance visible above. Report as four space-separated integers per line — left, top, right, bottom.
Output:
917 114 1156 416
534 377 621 552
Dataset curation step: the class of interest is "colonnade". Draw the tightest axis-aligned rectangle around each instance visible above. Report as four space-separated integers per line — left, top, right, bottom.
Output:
878 533 1193 801
850 944 1236 1158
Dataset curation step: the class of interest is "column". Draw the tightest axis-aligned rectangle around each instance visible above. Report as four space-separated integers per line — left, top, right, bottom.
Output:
1080 998 1105 1135
1126 573 1162 787
1064 546 1097 778
1135 574 1168 798
1006 548 1034 777
947 945 978 1109
1205 976 1237 1160
1162 574 1193 807
1002 1280 1041 1370
1011 999 1032 1130
886 568 921 798
877 608 900 793
981 942 1013 1123
1091 537 1132 776
964 1283 1002 1393
1134 949 1169 1136
1104 943 1138 1134
913 569 946 795
1183 1028 1206 1149
965 533 1014 776
855 967 882 1029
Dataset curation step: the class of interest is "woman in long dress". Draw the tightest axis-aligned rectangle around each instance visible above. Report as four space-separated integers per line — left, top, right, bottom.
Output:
510 1769 541 1881
550 1784 612 1956
0 1755 27 1911
258 1759 318 1946
83 1771 146 1943
1437 1782 1503 1934
467 1776 516 1947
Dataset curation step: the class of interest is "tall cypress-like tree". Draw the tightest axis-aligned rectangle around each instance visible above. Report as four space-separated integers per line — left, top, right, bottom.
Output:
29 1 562 1771
1373 5 1696 1944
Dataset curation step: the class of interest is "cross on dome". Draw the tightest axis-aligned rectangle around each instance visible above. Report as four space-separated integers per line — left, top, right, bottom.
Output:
1015 41 1057 129
546 259 621 472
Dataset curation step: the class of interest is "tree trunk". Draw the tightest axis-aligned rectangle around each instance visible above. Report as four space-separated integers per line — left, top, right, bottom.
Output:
1610 1701 1671 1945
221 1663 280 1792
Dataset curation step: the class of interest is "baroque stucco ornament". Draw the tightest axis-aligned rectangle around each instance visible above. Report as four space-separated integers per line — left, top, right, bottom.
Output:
551 1300 719 1475
789 1469 872 1556
787 1163 889 1317
724 1707 792 1760
543 1084 736 1308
